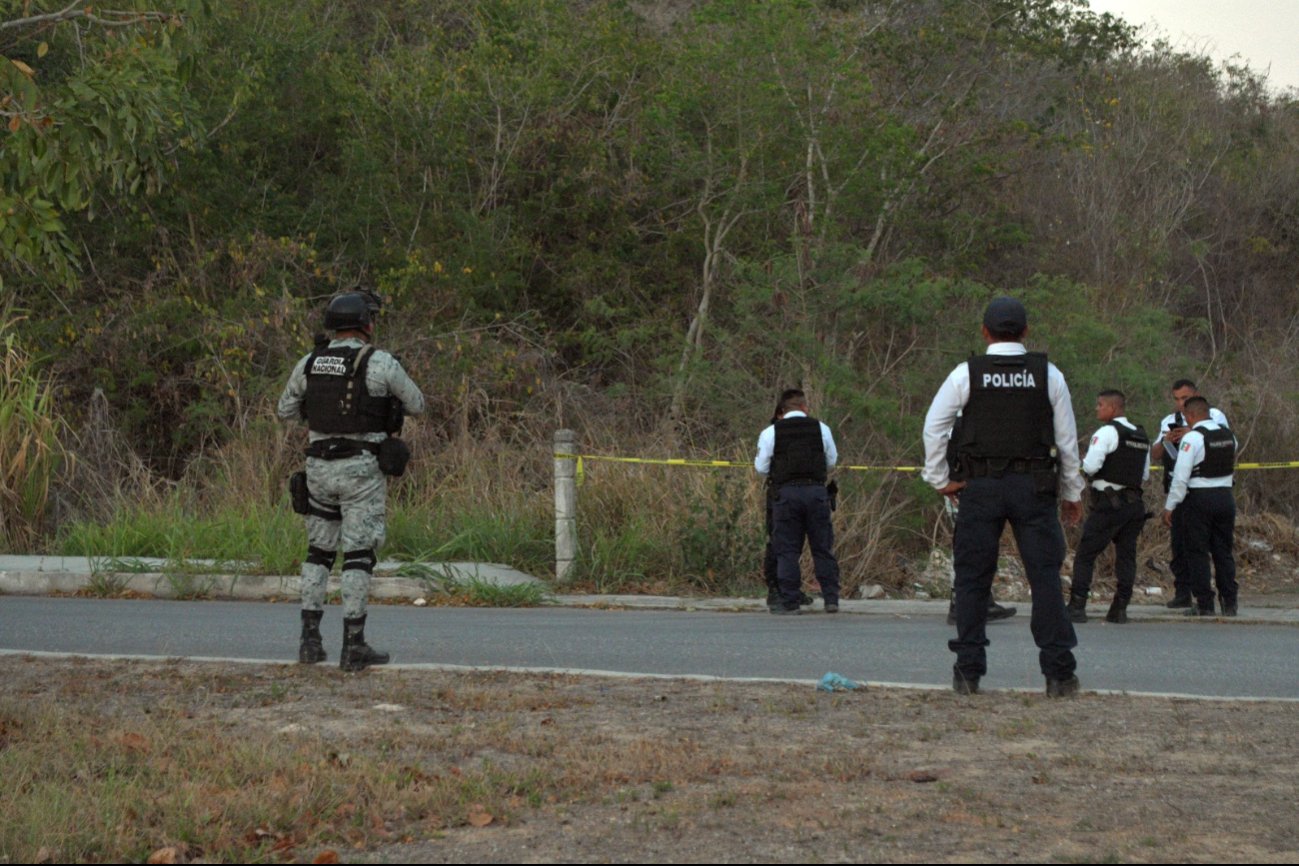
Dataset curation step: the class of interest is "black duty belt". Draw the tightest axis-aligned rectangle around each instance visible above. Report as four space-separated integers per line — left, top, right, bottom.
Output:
304 438 382 460
1089 487 1143 508
963 457 1055 478
778 478 825 488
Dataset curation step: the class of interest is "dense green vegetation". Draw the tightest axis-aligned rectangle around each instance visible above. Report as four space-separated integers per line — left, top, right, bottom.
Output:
3 0 1298 591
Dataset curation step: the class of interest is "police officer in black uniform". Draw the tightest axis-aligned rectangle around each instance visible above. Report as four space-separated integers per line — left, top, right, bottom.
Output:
922 298 1084 696
754 389 840 614
1161 396 1238 617
761 398 818 612
1151 379 1230 608
1069 390 1151 625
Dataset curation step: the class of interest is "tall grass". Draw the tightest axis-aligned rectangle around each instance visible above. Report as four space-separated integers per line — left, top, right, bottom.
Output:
0 322 66 553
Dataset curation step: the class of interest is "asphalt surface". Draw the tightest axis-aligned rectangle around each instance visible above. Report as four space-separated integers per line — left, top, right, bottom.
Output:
2 597 1296 699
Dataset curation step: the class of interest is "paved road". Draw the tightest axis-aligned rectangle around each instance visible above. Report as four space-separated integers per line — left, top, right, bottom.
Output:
1 597 1296 699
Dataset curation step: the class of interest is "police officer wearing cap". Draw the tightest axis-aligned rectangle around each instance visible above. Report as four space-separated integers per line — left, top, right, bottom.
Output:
1151 379 1230 609
1161 396 1238 617
1069 390 1150 625
278 291 426 670
754 389 841 614
922 297 1084 697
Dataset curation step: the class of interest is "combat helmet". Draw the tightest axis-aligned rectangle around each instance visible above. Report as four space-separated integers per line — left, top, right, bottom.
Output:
323 292 373 331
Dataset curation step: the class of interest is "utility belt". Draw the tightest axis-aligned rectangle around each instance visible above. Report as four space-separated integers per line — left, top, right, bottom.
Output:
961 456 1055 478
1089 486 1143 510
304 435 412 477
304 437 382 460
961 456 1058 496
777 478 825 488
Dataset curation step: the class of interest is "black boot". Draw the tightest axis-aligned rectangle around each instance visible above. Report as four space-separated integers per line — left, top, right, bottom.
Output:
1105 599 1128 624
987 597 1017 621
340 615 390 672
949 595 1018 626
1166 591 1193 609
299 609 326 664
1067 595 1088 624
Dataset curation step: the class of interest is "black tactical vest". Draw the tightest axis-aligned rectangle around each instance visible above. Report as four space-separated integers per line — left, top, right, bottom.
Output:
955 353 1055 464
302 345 393 435
1191 425 1235 479
1093 421 1149 490
770 416 827 487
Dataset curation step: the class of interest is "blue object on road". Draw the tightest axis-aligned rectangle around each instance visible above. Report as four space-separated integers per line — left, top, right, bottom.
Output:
818 671 861 692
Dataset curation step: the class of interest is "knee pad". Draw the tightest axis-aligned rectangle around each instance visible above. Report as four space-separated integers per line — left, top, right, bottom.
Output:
343 548 377 574
306 546 337 568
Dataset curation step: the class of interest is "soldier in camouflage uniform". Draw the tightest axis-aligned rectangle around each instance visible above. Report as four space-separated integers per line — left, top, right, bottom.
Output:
277 291 426 671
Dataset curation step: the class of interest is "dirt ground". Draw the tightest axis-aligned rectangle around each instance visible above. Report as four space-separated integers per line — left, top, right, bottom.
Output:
3 657 1298 864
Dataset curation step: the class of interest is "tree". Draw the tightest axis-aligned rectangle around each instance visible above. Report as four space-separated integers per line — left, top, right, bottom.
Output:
0 0 201 290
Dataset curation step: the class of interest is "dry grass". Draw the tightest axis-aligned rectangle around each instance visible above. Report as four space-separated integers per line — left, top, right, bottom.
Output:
3 658 1299 864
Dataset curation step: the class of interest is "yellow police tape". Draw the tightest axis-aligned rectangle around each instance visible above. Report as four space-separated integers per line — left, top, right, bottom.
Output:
555 453 1299 485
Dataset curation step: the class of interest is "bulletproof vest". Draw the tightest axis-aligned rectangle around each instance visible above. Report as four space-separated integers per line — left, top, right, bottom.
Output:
302 344 394 435
769 416 827 486
955 353 1054 463
1093 421 1149 490
1191 425 1236 479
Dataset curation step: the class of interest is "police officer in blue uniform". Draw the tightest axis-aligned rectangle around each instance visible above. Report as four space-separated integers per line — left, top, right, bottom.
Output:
754 389 840 615
922 297 1084 696
1069 390 1150 625
1161 396 1238 617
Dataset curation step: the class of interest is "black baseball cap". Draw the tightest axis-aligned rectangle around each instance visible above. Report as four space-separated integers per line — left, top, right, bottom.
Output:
983 296 1027 333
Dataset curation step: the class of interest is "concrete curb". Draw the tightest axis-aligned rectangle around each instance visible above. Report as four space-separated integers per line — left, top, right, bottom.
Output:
1 562 1296 624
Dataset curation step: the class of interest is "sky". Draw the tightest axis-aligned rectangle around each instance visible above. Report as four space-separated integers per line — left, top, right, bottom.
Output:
1085 0 1299 93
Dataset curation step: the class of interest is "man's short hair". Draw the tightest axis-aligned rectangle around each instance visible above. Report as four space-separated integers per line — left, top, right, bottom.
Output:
1098 389 1126 407
1171 378 1197 392
779 389 807 414
1183 396 1210 416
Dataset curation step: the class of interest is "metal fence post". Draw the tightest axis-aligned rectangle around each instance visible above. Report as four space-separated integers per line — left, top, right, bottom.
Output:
554 429 577 582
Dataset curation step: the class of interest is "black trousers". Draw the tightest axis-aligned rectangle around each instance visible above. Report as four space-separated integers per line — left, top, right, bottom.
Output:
950 474 1077 680
771 483 840 610
762 484 779 598
1071 495 1146 604
1169 503 1190 596
1179 487 1238 611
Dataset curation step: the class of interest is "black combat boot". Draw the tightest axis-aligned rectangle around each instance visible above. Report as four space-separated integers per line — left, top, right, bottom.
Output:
299 609 326 664
1067 595 1088 624
1165 591 1193 609
340 615 391 672
1105 599 1128 624
1045 675 1080 698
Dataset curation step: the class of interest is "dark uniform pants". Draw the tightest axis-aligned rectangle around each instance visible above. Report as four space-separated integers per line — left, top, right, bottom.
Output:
1169 503 1190 596
1179 487 1237 611
1071 496 1146 604
762 484 779 598
772 483 840 610
950 474 1077 680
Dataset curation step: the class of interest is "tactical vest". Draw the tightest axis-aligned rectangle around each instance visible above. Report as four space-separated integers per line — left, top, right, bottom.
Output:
770 416 827 487
955 353 1055 464
1093 421 1149 490
1191 425 1235 479
302 344 394 435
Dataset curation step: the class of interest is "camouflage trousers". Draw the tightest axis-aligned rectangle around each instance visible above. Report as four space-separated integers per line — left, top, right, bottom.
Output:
299 453 387 619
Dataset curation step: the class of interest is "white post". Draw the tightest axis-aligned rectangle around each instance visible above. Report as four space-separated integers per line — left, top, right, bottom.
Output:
554 429 577 582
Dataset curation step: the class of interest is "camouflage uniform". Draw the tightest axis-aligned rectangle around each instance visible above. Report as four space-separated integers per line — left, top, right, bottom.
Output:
277 338 425 618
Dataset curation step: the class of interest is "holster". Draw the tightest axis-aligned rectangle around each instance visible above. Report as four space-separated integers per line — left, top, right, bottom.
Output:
289 471 310 515
377 436 411 477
